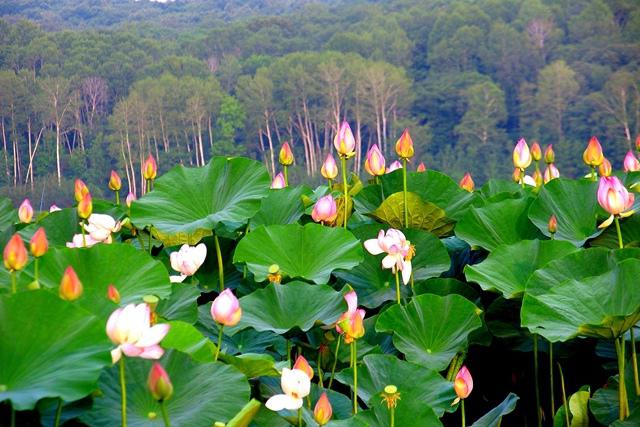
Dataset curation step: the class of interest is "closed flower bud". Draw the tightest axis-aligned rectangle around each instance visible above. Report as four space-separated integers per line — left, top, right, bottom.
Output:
416 162 426 172
18 199 34 223
148 363 173 401
623 151 640 172
311 195 337 224
530 142 542 161
74 179 89 203
533 169 543 187
4 233 28 271
59 266 83 301
544 145 555 164
211 289 242 327
548 215 557 234
395 128 414 159
543 164 560 183
271 172 286 189
583 136 604 167
143 155 157 181
386 160 403 174
597 176 634 216
512 167 522 183
636 135 640 152
454 366 473 400
513 138 532 169
333 121 356 157
293 355 314 380
314 393 333 426
459 173 474 192
77 192 93 220
364 144 386 176
126 192 136 208
321 153 339 180
599 158 612 177
30 227 48 257
279 142 294 166
109 170 122 191
107 284 121 304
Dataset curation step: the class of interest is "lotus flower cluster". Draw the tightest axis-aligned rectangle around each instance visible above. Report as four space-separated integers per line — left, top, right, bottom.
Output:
67 213 121 248
364 229 414 285
169 243 207 282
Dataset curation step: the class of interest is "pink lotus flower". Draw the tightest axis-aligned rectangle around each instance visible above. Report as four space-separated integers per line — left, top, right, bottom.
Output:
271 172 286 189
386 160 403 174
597 176 634 228
416 162 426 172
364 229 413 284
543 164 560 183
84 213 121 242
453 366 473 404
311 195 337 224
66 233 103 248
211 289 242 326
125 192 136 208
513 138 532 169
364 144 386 176
335 291 365 344
18 199 34 223
169 243 207 282
265 368 311 411
333 121 356 157
623 150 640 172
321 153 339 180
106 303 170 364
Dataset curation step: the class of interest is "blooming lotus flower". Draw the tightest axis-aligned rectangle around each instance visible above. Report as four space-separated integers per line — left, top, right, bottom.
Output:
623 151 640 172
386 160 403 174
170 243 207 281
211 289 242 327
293 355 314 380
109 170 122 191
279 142 294 166
513 138 532 169
530 142 542 161
314 392 333 426
18 199 33 223
548 215 557 234
583 136 604 167
336 291 366 343
364 229 413 285
30 227 48 257
59 266 83 301
77 192 92 220
126 192 136 208
271 172 286 189
321 153 339 180
74 179 89 203
148 363 173 401
66 233 103 248
333 121 356 157
107 284 121 304
597 176 634 228
453 366 473 405
106 303 170 364
543 164 560 183
49 204 61 213
265 368 311 411
84 213 121 242
311 195 337 224
364 144 386 176
395 129 414 159
459 173 474 192
599 158 612 177
417 162 426 172
4 233 28 271
143 155 157 180
544 145 555 164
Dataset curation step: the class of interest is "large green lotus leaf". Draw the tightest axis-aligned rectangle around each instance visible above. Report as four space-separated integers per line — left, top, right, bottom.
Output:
0 290 111 410
470 393 519 427
250 186 311 230
0 197 16 230
130 157 270 246
336 355 455 417
455 197 542 251
591 214 640 249
370 192 454 236
376 294 483 370
414 278 481 304
234 281 345 334
465 240 580 299
16 208 80 248
479 179 523 198
351 399 442 427
22 244 171 317
156 284 200 324
590 373 639 426
528 179 602 246
521 258 640 342
233 223 363 284
525 247 640 296
84 350 250 427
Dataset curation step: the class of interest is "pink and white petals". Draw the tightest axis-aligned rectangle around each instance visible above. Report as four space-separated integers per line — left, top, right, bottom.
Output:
84 213 121 242
170 243 207 276
265 368 311 412
211 289 242 327
364 228 413 285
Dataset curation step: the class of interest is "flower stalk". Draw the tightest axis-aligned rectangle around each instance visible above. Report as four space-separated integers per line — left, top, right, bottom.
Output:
328 334 341 389
615 336 630 420
160 401 171 427
119 357 127 427
214 325 224 362
533 334 541 427
402 158 408 228
341 156 348 229
214 235 224 291
351 340 358 414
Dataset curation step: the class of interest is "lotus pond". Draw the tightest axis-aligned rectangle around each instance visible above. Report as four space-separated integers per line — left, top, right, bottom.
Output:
1 130 640 427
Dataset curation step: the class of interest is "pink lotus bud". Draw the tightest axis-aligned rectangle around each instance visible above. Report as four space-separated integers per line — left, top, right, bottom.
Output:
583 136 604 167
271 172 286 189
636 135 640 152
74 179 89 203
599 158 612 177
597 176 634 216
126 192 136 208
293 355 314 380
59 266 83 301
530 142 542 161
532 169 543 187
109 170 122 191
314 392 333 426
543 164 560 183
311 195 337 224
364 144 386 176
416 162 426 172
548 215 557 234
333 121 356 157
321 153 339 180
148 363 173 401
30 227 48 257
395 129 414 159
513 138 532 169
386 160 403 174
454 366 473 400
211 289 242 327
623 150 640 172
143 155 157 180
544 145 555 164
49 204 61 212
279 142 294 166
512 167 522 183
107 284 121 304
18 199 34 223
4 233 28 271
459 173 474 192
77 192 93 220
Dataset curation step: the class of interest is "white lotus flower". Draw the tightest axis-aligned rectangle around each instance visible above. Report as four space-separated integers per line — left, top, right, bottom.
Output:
265 368 311 411
170 243 207 277
84 213 121 242
364 228 413 284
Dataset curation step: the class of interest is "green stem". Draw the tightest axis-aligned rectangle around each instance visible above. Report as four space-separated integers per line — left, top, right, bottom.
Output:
402 158 408 228
284 165 289 187
591 166 597 182
533 334 541 427
446 354 460 381
148 231 152 255
394 271 401 305
549 341 555 416
327 178 332 190
352 341 358 414
328 335 341 389
317 349 324 389
341 156 348 229
286 339 291 367
10 406 15 427
11 270 16 294
119 357 127 427
115 190 120 206
615 336 630 420
297 407 302 427
520 168 525 189
81 221 87 247
214 324 224 362
214 235 224 291
615 216 624 249
461 399 466 427
53 399 62 427
632 328 640 396
558 362 570 427
135 232 146 252
390 406 395 427
160 400 171 427
35 258 39 283
147 179 153 193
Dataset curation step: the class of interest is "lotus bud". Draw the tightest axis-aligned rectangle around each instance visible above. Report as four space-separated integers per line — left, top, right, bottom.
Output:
311 195 337 224
512 138 532 169
143 155 157 181
597 176 634 216
544 145 555 164
386 160 403 174
532 169 543 187
59 266 83 301
108 170 122 191
148 363 173 401
3 233 28 271
512 167 522 183
126 192 136 208
599 158 612 177
314 392 333 426
333 121 356 157
543 164 560 183
454 366 473 400
18 199 33 223
77 192 93 220
30 227 48 257
395 128 414 160
74 179 89 202
417 162 426 172
530 142 542 162
364 144 386 176
636 135 640 152
107 284 121 304
271 172 286 189
279 142 294 166
293 355 314 380
321 153 339 180
211 289 242 327
49 204 61 213
459 173 474 192
548 215 557 234
623 151 640 172
583 136 604 167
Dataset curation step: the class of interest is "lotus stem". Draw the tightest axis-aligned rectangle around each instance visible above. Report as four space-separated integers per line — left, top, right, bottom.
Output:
615 216 624 249
214 235 224 291
115 190 120 206
446 354 460 381
53 399 62 427
160 400 171 427
632 328 640 396
35 258 39 283
119 357 127 427
11 271 16 294
533 334 541 427
461 399 466 427
520 168 525 189
558 362 570 427
297 408 302 427
549 341 555 416
615 336 630 419
317 349 324 389
352 340 358 414
402 158 408 228
341 156 348 229
390 405 395 427
283 165 289 187
328 334 341 389
10 406 15 427
394 271 401 305
327 178 333 190
81 221 87 247
214 324 224 362
591 166 597 182
148 232 152 255
286 339 291 367
135 232 146 252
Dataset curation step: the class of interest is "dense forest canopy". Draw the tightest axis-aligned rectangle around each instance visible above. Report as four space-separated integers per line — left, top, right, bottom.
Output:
0 0 638 206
